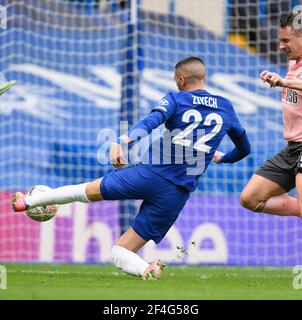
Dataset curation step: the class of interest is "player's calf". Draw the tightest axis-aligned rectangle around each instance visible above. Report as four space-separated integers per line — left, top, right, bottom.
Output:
111 245 150 277
85 178 103 201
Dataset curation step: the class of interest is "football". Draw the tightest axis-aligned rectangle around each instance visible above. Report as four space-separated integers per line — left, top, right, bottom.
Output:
26 185 58 222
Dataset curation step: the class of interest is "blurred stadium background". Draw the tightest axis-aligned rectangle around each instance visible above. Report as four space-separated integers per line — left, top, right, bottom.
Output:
0 0 301 268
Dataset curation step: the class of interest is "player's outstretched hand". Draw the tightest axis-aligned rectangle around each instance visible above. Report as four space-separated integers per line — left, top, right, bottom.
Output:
110 142 126 169
259 70 284 88
213 151 225 164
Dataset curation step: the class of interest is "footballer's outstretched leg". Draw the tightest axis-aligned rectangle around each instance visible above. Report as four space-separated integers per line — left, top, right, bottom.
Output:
12 179 103 212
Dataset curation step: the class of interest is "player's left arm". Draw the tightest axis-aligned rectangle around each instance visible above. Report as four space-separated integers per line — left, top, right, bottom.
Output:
260 70 302 90
214 107 251 164
214 130 251 164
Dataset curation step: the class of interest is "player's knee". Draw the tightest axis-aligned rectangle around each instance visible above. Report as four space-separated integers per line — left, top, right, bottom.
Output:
240 192 261 211
240 192 254 210
85 179 103 201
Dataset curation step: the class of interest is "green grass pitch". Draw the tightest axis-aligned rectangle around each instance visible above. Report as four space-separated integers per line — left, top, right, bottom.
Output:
0 264 301 300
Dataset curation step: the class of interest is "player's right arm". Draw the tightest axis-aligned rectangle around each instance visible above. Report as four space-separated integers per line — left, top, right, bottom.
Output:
110 93 177 168
109 112 166 168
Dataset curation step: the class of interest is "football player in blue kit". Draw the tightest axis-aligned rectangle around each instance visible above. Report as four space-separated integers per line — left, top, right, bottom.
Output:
13 57 251 280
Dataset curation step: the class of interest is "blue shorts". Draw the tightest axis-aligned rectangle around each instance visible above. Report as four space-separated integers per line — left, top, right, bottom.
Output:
100 164 190 244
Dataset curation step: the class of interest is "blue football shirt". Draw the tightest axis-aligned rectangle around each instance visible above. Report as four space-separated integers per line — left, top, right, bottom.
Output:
136 90 246 192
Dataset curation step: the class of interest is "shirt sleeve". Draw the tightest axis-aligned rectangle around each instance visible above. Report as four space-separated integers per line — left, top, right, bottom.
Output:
151 92 177 121
219 130 251 163
228 105 246 138
219 102 251 163
126 93 176 143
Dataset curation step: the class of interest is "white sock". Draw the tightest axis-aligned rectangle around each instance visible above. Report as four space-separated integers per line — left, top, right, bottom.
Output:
111 245 149 277
25 183 91 208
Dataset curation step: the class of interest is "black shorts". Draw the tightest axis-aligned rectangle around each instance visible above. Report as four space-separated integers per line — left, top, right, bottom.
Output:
255 142 302 192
